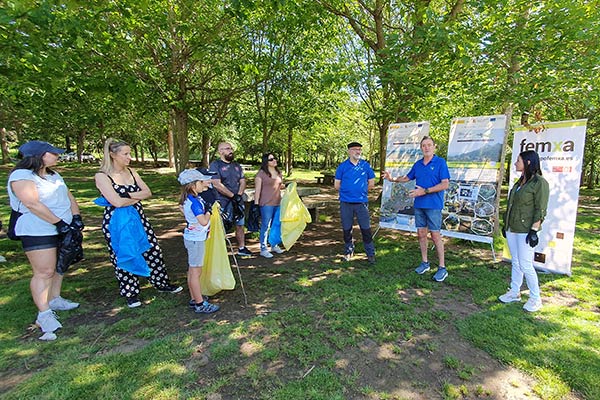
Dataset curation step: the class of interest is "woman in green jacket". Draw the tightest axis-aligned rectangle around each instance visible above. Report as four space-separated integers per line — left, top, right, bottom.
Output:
499 150 549 312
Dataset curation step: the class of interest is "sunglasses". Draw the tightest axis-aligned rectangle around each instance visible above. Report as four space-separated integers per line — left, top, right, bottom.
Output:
268 157 277 161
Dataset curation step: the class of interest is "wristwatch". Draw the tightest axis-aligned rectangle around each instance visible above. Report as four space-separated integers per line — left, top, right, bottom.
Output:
424 187 430 194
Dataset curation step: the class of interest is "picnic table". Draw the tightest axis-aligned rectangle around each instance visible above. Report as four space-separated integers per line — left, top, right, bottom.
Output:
316 172 335 185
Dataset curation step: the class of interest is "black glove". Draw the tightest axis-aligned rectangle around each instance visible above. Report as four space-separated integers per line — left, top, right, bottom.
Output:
231 193 243 204
501 226 506 238
525 229 539 248
54 220 72 236
71 214 84 231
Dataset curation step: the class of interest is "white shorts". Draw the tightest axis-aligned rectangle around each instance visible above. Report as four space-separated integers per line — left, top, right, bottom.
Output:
184 239 206 267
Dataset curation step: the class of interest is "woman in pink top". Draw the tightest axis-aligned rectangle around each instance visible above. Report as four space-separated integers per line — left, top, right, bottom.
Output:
254 153 285 258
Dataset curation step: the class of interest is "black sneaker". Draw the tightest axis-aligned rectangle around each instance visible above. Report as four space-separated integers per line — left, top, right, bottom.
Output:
157 285 183 294
367 255 376 265
127 297 142 308
237 247 253 257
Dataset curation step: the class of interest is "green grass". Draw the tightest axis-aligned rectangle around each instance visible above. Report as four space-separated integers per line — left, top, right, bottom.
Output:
1 164 599 399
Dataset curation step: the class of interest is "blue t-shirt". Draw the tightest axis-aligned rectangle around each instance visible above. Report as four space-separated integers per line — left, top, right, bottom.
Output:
406 155 450 209
183 194 210 241
335 159 375 203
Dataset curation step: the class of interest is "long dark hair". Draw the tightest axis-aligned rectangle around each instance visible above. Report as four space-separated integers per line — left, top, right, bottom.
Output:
260 153 280 178
179 182 198 205
519 150 542 183
12 154 56 175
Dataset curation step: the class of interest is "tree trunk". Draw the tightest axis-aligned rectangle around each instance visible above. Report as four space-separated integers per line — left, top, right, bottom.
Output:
201 132 211 167
77 129 86 162
286 129 293 176
173 106 189 173
167 111 175 168
377 121 388 183
496 106 514 234
0 128 9 164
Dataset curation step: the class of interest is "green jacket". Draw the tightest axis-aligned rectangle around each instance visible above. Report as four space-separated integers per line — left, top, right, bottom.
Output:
503 174 549 233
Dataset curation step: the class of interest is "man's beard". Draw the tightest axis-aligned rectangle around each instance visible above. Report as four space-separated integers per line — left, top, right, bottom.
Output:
224 153 234 162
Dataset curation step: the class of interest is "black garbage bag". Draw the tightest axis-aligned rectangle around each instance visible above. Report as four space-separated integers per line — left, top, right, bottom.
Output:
56 228 84 274
220 198 246 234
221 200 235 233
246 203 260 232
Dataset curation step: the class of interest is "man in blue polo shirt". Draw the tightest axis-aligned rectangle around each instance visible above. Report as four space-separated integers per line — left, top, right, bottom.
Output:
334 141 376 264
383 136 450 281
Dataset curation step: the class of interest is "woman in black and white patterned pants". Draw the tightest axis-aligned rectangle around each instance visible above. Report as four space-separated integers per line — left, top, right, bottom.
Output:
95 138 182 308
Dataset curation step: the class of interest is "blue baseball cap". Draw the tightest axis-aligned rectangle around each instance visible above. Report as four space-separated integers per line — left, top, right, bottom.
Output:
19 140 65 157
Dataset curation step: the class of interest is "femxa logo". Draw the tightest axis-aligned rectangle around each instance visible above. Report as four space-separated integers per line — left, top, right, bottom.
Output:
519 139 574 153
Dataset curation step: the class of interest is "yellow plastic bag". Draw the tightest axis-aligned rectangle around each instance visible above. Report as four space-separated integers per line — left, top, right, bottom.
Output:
280 182 312 250
200 202 236 296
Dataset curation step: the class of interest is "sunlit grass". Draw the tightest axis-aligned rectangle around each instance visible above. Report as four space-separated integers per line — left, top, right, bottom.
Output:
1 165 599 399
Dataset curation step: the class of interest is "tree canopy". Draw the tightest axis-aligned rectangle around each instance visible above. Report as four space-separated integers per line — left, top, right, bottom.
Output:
1 0 598 182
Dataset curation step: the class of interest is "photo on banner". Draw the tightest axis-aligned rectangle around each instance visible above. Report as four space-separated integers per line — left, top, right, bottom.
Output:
380 121 430 232
442 115 508 244
504 120 587 276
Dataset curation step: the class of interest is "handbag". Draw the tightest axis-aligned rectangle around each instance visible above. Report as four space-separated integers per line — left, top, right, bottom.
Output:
7 208 23 240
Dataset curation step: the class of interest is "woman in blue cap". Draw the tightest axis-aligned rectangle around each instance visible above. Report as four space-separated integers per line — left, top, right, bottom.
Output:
7 140 83 340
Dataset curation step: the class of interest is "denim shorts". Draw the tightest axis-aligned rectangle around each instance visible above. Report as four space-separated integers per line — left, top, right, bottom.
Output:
184 239 206 267
21 235 59 252
414 208 442 231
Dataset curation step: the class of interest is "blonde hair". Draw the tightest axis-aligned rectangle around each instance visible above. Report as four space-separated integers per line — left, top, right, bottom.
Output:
100 138 129 174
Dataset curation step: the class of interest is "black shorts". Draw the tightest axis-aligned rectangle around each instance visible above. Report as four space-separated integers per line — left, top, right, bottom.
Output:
21 235 59 252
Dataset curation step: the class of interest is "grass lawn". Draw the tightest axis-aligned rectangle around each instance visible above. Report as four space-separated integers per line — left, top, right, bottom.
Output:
0 164 598 399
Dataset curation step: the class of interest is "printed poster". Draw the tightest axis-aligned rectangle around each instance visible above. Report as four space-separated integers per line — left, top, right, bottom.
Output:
379 122 430 231
504 120 587 275
442 115 508 244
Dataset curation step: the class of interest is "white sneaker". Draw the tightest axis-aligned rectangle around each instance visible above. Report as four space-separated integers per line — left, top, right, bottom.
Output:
260 250 273 258
498 291 521 303
271 245 284 254
49 296 80 311
36 310 62 333
39 332 58 341
523 298 542 312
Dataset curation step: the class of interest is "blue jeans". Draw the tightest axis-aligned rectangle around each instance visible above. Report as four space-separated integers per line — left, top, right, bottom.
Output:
259 205 280 250
340 202 375 257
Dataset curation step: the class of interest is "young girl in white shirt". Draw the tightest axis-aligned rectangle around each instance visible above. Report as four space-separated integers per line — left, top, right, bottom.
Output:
178 169 220 314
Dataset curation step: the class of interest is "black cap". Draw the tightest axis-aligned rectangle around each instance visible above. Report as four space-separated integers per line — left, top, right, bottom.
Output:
347 141 362 149
196 167 217 176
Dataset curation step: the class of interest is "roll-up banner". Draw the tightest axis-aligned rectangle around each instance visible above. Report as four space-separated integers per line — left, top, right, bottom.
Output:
504 120 587 275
